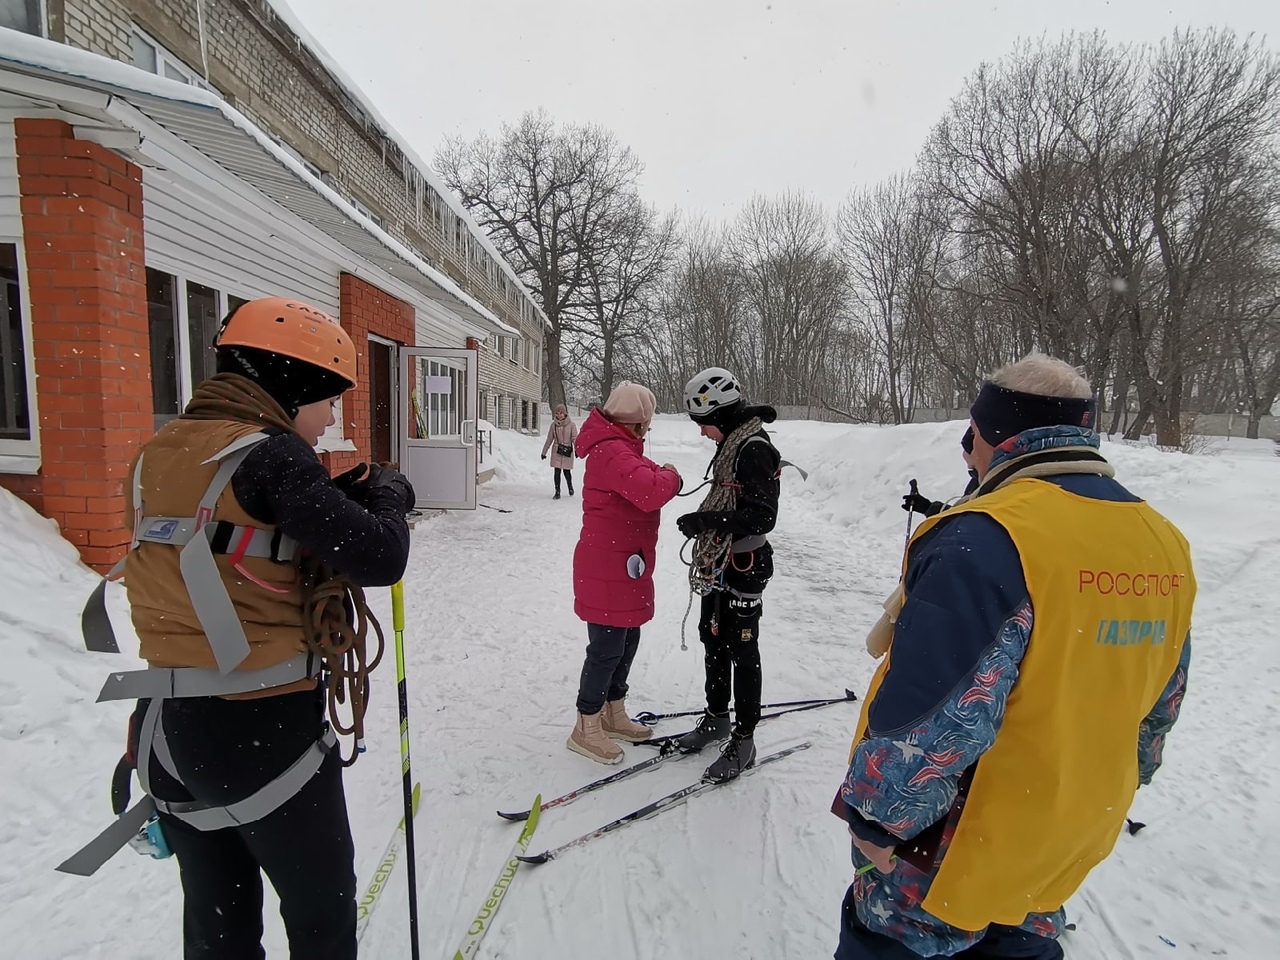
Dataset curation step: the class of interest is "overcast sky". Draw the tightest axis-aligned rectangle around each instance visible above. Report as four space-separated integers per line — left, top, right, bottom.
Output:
285 0 1279 219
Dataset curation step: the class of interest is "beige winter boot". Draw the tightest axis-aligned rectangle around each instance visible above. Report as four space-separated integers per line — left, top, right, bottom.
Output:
600 699 654 742
567 711 624 764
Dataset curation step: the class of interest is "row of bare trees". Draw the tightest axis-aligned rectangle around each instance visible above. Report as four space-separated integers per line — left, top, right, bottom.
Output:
439 30 1280 444
437 112 676 408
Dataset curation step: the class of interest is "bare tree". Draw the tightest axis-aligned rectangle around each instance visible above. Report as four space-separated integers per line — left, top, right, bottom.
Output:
575 197 679 401
838 173 946 422
729 193 846 405
436 111 643 407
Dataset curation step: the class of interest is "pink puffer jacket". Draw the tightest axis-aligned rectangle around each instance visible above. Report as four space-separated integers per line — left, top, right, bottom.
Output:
572 408 681 626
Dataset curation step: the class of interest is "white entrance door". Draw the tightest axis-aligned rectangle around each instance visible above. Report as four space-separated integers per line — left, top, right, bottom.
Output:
399 347 478 510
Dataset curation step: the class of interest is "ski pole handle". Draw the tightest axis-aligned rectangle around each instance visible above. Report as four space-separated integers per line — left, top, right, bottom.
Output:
392 581 406 633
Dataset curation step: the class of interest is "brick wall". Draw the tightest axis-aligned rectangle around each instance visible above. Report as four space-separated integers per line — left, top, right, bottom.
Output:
321 273 415 475
0 120 150 572
63 0 133 60
74 0 540 355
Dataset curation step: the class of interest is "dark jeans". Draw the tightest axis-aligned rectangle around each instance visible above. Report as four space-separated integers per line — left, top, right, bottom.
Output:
835 886 1064 959
700 590 763 736
144 690 356 960
576 623 641 714
554 468 574 494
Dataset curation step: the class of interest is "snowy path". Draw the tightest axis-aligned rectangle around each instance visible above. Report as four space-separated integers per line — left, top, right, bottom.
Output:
2 420 1277 958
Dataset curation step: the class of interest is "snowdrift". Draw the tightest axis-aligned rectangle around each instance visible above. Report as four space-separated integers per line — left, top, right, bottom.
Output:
1 419 1276 958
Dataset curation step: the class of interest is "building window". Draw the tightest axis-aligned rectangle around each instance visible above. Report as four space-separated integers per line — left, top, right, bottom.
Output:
0 243 31 442
509 337 519 366
147 268 180 431
531 404 538 432
130 28 206 87
496 336 504 359
520 399 528 431
0 0 42 36
187 281 220 388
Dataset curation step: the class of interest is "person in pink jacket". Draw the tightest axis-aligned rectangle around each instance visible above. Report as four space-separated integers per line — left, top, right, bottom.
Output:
568 381 683 763
541 403 578 499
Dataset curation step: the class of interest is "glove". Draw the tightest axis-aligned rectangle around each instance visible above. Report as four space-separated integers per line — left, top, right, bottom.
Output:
901 491 938 517
366 463 417 513
677 512 724 539
333 463 370 499
541 453 547 460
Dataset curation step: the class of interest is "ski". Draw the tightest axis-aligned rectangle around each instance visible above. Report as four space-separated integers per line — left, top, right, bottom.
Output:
451 795 543 960
355 782 421 943
632 688 857 725
497 743 685 821
636 693 856 750
518 741 811 865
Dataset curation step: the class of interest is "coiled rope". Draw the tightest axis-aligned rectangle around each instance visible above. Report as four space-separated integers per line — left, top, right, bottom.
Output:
299 557 386 766
679 416 764 650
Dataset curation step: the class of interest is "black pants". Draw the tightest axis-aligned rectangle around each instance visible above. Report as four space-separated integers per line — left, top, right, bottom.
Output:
145 690 356 960
576 623 641 714
554 468 574 494
699 590 764 736
835 886 1064 959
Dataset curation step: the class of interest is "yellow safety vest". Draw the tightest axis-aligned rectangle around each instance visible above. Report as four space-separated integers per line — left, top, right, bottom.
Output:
851 476 1195 931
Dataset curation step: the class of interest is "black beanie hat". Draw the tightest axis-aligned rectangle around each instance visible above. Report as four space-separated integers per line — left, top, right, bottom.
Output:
969 382 1097 448
692 398 745 432
216 345 351 417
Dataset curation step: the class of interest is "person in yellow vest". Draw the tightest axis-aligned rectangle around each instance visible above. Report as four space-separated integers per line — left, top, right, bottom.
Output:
832 353 1194 960
121 299 414 959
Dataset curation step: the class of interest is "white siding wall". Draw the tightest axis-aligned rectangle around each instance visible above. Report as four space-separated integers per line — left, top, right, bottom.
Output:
0 119 19 237
143 169 341 312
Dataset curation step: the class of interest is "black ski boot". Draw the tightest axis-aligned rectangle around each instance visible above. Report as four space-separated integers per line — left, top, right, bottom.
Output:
703 732 756 783
674 711 731 754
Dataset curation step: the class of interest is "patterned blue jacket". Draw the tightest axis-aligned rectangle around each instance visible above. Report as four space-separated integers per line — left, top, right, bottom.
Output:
837 427 1191 956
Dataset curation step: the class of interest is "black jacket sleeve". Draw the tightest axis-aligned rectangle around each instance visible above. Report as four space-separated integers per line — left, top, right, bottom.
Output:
231 432 411 587
702 437 780 537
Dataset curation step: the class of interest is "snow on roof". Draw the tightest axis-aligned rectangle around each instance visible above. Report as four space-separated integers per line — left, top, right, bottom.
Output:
0 26 519 337
263 0 549 328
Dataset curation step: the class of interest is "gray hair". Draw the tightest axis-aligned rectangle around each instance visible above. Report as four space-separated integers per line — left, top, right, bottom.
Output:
989 352 1092 399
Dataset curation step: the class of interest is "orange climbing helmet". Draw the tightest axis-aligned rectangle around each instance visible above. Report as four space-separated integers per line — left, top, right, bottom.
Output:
216 297 357 389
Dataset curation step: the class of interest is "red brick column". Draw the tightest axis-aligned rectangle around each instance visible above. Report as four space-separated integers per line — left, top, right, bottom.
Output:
321 273 415 474
0 119 150 571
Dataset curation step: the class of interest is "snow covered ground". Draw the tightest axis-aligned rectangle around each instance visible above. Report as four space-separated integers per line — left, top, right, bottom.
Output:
1 418 1277 959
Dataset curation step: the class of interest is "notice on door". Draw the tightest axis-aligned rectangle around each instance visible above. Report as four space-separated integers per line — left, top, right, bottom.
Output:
423 375 453 395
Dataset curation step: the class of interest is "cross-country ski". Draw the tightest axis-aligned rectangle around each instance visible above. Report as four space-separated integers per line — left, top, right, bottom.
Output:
451 796 542 960
518 742 813 865
355 782 421 943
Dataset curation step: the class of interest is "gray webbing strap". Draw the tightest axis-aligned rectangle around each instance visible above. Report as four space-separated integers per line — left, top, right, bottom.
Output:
129 452 144 549
54 797 156 876
731 534 768 553
95 653 319 703
151 727 337 832
179 436 269 675
133 698 163 800
81 555 128 654
135 517 297 562
202 431 271 466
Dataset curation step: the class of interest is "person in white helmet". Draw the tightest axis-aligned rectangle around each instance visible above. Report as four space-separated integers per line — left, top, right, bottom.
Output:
673 367 781 783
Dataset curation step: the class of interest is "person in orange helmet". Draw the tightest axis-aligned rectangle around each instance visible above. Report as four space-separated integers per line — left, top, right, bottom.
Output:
74 298 416 959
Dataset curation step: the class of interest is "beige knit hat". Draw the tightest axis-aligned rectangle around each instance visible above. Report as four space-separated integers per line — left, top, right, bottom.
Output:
601 381 657 424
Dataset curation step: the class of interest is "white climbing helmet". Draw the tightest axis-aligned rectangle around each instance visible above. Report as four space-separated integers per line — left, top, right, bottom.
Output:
684 367 742 419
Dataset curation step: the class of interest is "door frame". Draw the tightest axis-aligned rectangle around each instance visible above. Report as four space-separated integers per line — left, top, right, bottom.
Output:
368 333 400 466
399 345 477 511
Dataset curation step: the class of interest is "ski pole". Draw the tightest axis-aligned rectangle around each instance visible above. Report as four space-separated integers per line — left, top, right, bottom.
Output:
903 479 919 553
390 581 422 960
